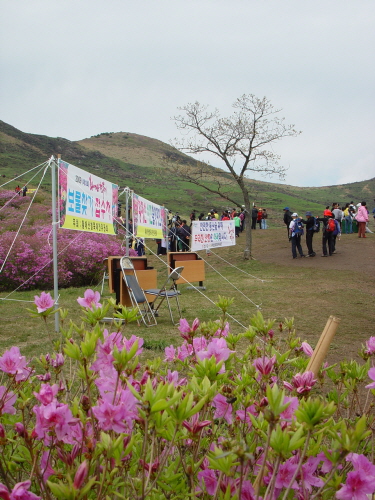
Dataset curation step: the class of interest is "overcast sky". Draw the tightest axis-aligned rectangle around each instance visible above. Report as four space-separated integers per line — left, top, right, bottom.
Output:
1 0 374 187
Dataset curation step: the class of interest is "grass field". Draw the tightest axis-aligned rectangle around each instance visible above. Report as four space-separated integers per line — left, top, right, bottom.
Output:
1 226 374 367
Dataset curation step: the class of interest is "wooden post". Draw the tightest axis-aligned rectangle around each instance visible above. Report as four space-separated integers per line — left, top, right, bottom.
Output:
306 316 341 376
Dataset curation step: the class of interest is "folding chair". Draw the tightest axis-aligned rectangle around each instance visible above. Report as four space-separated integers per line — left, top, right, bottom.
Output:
120 257 157 327
144 266 184 325
101 258 109 294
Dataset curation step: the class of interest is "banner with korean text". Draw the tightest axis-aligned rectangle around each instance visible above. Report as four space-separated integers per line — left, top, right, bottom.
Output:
132 193 166 238
58 160 118 234
191 220 236 251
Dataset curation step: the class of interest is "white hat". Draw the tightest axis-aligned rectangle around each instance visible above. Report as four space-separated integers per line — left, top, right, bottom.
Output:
292 212 298 217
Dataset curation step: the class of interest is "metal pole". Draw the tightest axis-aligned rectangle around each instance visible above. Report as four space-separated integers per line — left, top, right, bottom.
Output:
125 187 129 257
51 156 60 332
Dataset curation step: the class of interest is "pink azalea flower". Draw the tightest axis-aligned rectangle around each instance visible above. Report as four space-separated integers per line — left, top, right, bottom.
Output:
178 318 199 340
1 480 41 500
0 347 31 381
197 469 218 495
241 480 257 500
283 371 317 394
280 396 299 421
73 460 88 489
182 412 211 434
336 469 375 500
33 401 76 444
347 453 375 476
92 400 129 433
365 367 375 389
301 341 314 357
365 336 375 355
236 405 258 427
40 451 56 481
77 289 101 310
300 456 324 492
33 384 59 405
275 458 299 490
123 335 143 355
0 386 17 415
213 321 230 337
253 355 276 375
51 353 64 368
176 343 193 361
164 345 176 362
193 336 207 352
165 369 187 387
34 291 54 313
212 394 233 424
196 338 234 366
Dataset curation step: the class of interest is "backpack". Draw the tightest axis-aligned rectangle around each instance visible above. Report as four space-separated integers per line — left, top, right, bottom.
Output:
333 220 340 236
325 218 336 232
312 217 320 233
293 218 304 236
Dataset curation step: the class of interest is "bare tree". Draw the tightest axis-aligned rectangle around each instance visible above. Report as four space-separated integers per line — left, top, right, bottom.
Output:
171 94 301 259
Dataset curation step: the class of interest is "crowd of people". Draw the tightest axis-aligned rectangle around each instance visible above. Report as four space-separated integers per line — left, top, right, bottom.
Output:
284 200 373 259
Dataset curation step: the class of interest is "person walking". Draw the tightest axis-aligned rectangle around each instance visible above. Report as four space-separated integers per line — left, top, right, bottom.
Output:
289 213 305 259
301 211 316 257
283 207 293 239
261 209 268 229
251 206 258 229
355 201 369 238
317 210 335 257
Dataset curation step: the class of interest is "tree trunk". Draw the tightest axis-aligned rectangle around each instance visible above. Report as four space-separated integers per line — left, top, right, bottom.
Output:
238 180 252 260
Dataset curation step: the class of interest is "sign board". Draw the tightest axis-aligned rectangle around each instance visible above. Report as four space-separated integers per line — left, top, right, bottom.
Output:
58 160 118 234
132 193 166 238
190 220 236 251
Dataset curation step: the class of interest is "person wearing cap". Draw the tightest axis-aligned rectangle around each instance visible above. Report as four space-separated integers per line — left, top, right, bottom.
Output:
317 210 336 256
283 207 293 239
289 212 305 259
300 211 316 257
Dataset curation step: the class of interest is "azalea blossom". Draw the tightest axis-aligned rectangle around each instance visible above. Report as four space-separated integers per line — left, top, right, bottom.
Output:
365 367 375 389
77 289 101 309
0 386 17 415
280 396 299 421
364 336 375 355
182 412 211 434
178 318 199 340
300 456 324 492
73 460 88 489
253 355 276 375
34 292 54 313
213 321 230 337
33 384 59 405
0 346 31 381
336 469 375 500
197 469 218 496
301 341 314 357
196 338 234 366
284 371 317 394
347 453 375 476
33 401 77 445
212 393 233 424
164 345 176 362
0 480 41 500
275 458 299 490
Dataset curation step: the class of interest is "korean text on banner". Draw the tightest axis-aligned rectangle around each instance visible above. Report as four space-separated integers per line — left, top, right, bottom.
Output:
58 160 118 235
132 193 166 239
191 220 236 251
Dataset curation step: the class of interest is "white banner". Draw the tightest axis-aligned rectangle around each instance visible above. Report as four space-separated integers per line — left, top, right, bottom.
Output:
58 160 118 234
132 193 166 238
191 220 236 251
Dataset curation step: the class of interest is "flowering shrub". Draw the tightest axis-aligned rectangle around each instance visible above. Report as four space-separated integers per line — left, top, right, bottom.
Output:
0 190 124 290
0 292 374 499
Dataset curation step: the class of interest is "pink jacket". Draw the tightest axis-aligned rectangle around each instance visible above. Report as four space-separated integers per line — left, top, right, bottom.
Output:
355 205 369 222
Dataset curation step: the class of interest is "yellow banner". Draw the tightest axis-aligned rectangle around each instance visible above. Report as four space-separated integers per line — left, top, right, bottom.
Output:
62 214 117 235
135 225 163 238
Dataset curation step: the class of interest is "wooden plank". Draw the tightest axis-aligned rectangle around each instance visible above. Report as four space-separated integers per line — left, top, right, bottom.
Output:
174 260 205 284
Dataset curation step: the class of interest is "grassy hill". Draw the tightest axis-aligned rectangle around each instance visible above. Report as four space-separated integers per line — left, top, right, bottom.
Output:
1 120 374 219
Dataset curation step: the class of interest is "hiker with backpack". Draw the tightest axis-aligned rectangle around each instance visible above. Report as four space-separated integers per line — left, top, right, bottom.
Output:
300 211 320 257
317 209 336 257
289 213 306 259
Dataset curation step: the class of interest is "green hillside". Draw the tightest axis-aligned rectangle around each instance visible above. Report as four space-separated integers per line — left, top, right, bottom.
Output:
1 120 374 219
